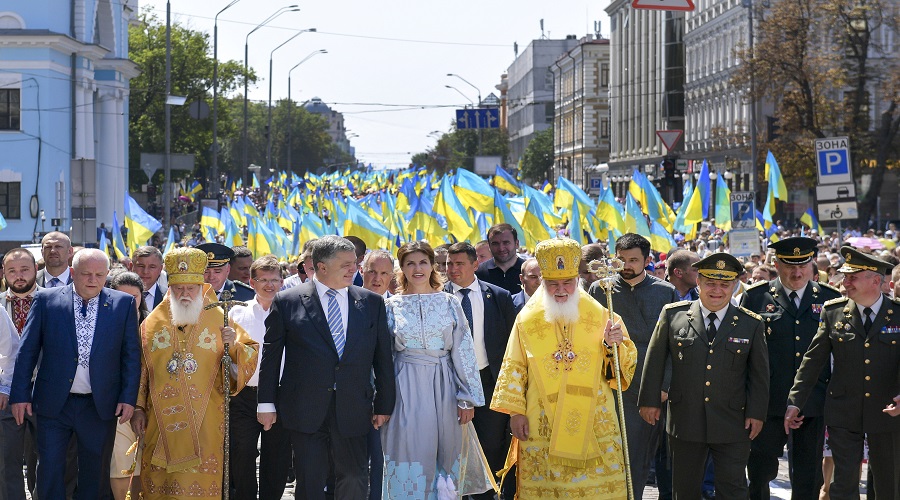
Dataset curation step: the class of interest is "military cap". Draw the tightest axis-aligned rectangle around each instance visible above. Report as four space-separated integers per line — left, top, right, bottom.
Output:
769 236 818 265
692 252 743 281
194 242 234 268
836 245 893 275
164 247 207 285
535 237 581 280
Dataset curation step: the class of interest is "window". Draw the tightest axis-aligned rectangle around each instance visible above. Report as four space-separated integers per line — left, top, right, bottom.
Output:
600 117 609 138
601 63 609 86
0 182 21 219
0 89 20 130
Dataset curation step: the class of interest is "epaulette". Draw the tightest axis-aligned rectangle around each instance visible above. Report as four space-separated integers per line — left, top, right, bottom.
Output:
234 280 253 290
893 295 900 305
824 296 849 307
738 306 762 321
664 300 692 310
813 282 840 295
746 280 768 291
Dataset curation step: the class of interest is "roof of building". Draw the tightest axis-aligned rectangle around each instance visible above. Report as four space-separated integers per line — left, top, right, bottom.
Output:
304 97 332 114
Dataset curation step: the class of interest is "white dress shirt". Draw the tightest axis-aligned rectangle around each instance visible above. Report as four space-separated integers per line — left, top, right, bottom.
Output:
857 294 884 326
313 278 349 336
144 283 159 311
699 303 728 333
450 279 490 371
71 289 99 394
229 298 283 387
783 282 806 308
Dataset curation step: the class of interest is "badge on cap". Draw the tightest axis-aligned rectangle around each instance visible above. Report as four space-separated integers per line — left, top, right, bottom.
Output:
716 260 725 270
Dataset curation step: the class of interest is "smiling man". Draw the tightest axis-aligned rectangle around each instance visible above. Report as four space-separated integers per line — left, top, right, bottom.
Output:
639 252 769 499
361 250 394 298
476 223 525 295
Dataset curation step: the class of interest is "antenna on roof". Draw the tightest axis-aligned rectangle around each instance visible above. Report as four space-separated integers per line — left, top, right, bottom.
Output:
540 19 546 39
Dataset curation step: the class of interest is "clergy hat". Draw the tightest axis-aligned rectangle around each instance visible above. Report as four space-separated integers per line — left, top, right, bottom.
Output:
165 247 207 285
769 237 817 265
692 253 743 281
535 238 581 280
194 242 233 268
837 246 893 275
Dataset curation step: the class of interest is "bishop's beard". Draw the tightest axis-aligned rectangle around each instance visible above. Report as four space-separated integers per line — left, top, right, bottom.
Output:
170 294 204 326
542 286 581 324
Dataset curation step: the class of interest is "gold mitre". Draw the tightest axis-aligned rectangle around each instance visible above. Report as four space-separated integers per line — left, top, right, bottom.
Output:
535 237 581 280
164 247 208 285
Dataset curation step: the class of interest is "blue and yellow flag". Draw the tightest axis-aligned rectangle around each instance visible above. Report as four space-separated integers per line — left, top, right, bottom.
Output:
624 192 652 238
493 165 521 195
800 208 824 234
124 195 162 250
714 171 732 231
112 211 128 260
763 150 788 224
434 175 473 241
163 226 177 256
200 206 224 235
454 169 494 213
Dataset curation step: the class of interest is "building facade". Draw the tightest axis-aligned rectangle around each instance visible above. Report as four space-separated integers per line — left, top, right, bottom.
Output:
506 37 581 169
0 0 137 248
549 35 611 190
304 97 354 161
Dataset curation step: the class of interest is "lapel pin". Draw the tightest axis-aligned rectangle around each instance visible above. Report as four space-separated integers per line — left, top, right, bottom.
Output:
770 287 776 293
812 287 819 294
486 293 492 299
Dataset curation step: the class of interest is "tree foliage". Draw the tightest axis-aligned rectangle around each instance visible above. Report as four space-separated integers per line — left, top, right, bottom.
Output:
520 126 554 183
732 0 900 223
411 123 509 174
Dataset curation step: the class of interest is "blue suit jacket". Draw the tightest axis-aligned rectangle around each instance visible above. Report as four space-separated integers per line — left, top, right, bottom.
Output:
9 286 142 420
444 280 517 381
511 290 527 313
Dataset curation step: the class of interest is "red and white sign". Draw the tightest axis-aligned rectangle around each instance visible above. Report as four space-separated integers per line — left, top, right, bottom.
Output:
632 0 696 11
656 130 684 151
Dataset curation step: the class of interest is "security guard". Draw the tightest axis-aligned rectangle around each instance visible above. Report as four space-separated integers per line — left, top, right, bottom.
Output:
742 237 841 499
195 242 255 302
787 246 900 499
639 253 769 499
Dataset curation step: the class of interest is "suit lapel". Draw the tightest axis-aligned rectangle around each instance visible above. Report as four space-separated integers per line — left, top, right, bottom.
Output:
345 287 366 355
797 281 817 317
90 289 111 360
154 286 165 309
846 299 866 337
773 280 796 317
299 283 337 355
688 301 708 343
61 286 77 353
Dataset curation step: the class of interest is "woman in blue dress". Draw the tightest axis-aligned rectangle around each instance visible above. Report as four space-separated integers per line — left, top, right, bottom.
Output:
381 241 495 499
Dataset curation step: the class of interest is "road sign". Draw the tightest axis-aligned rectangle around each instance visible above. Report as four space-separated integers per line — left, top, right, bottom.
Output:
814 136 852 185
588 175 603 195
676 159 688 171
456 108 500 130
633 0 695 11
656 130 684 151
817 201 858 221
729 229 760 258
730 192 756 229
816 184 856 201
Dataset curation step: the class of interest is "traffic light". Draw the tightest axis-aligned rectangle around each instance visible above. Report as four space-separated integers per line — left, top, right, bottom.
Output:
766 116 781 142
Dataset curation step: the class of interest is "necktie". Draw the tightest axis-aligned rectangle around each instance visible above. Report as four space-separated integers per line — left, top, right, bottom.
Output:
863 307 873 333
789 291 799 310
459 288 474 334
707 312 718 342
325 289 346 358
48 277 61 288
143 291 151 308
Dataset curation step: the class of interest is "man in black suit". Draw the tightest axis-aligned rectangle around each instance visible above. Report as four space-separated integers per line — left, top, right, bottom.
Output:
196 242 254 302
741 237 841 499
35 231 73 288
476 223 525 295
445 242 516 499
257 235 395 500
512 257 541 313
131 245 166 311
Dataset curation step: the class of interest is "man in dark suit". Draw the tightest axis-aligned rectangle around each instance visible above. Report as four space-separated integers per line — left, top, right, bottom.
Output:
345 235 367 287
131 245 166 311
475 223 525 295
444 242 516 499
786 246 900 498
512 257 541 313
10 248 141 500
639 253 769 499
742 237 841 499
35 231 74 288
257 235 395 500
196 242 255 302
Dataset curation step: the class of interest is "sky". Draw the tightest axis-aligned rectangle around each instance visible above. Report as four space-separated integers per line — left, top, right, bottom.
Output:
140 0 611 169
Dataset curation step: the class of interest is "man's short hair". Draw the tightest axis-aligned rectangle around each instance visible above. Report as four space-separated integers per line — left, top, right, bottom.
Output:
3 248 35 267
615 233 651 259
132 245 163 262
487 223 518 242
891 264 900 283
250 255 281 278
447 242 477 263
581 243 605 263
312 235 356 267
668 250 699 271
475 240 489 249
231 246 253 262
72 248 110 270
344 235 367 258
362 250 394 271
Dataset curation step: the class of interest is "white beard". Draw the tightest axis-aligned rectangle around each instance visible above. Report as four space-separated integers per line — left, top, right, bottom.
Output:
542 286 581 324
170 294 204 326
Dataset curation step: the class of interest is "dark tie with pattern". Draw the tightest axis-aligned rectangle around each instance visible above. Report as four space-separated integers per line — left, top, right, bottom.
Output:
864 307 873 333
459 288 474 334
707 312 718 343
48 277 61 288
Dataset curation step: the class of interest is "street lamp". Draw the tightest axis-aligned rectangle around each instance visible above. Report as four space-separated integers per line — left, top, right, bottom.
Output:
286 49 327 173
242 5 299 185
267 28 316 177
447 73 481 107
211 0 243 198
445 85 473 107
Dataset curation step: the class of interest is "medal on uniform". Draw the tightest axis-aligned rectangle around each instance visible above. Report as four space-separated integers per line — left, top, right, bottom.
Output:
183 353 198 375
766 304 776 312
167 353 180 375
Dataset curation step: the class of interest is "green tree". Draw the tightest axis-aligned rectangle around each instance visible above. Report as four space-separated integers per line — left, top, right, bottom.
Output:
732 0 900 223
128 10 249 191
520 127 554 183
410 123 509 174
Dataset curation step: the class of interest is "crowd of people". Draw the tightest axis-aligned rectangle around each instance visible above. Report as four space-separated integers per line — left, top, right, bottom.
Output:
0 221 898 499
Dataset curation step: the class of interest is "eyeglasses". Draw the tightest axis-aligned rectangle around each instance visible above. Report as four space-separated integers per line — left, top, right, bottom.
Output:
252 277 283 286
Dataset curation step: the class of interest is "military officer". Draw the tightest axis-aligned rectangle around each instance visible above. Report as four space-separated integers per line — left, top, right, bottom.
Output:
742 237 841 499
195 242 255 302
787 246 900 499
639 253 769 499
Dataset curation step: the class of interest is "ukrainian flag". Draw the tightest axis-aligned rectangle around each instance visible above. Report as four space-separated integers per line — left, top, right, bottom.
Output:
714 171 732 231
800 208 824 234
112 211 128 260
493 165 521 195
344 200 394 251
124 195 162 250
624 192 652 238
491 188 526 246
763 151 788 224
200 206 224 235
434 176 473 241
163 226 177 256
454 169 494 213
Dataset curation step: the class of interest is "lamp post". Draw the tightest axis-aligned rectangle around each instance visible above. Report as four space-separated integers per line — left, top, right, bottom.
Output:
445 85 473 107
242 6 299 186
286 49 327 174
164 0 171 226
743 0 758 193
211 0 242 199
267 29 316 178
448 73 483 156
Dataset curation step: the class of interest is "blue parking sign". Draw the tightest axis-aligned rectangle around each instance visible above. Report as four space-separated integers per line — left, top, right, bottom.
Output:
815 137 853 185
730 192 755 229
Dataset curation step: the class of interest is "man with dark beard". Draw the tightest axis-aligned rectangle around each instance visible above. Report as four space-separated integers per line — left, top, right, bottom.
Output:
131 247 258 498
491 237 637 498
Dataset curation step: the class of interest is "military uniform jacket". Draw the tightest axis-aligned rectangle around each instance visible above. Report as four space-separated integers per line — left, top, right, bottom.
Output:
639 300 770 443
742 279 840 417
788 294 900 434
